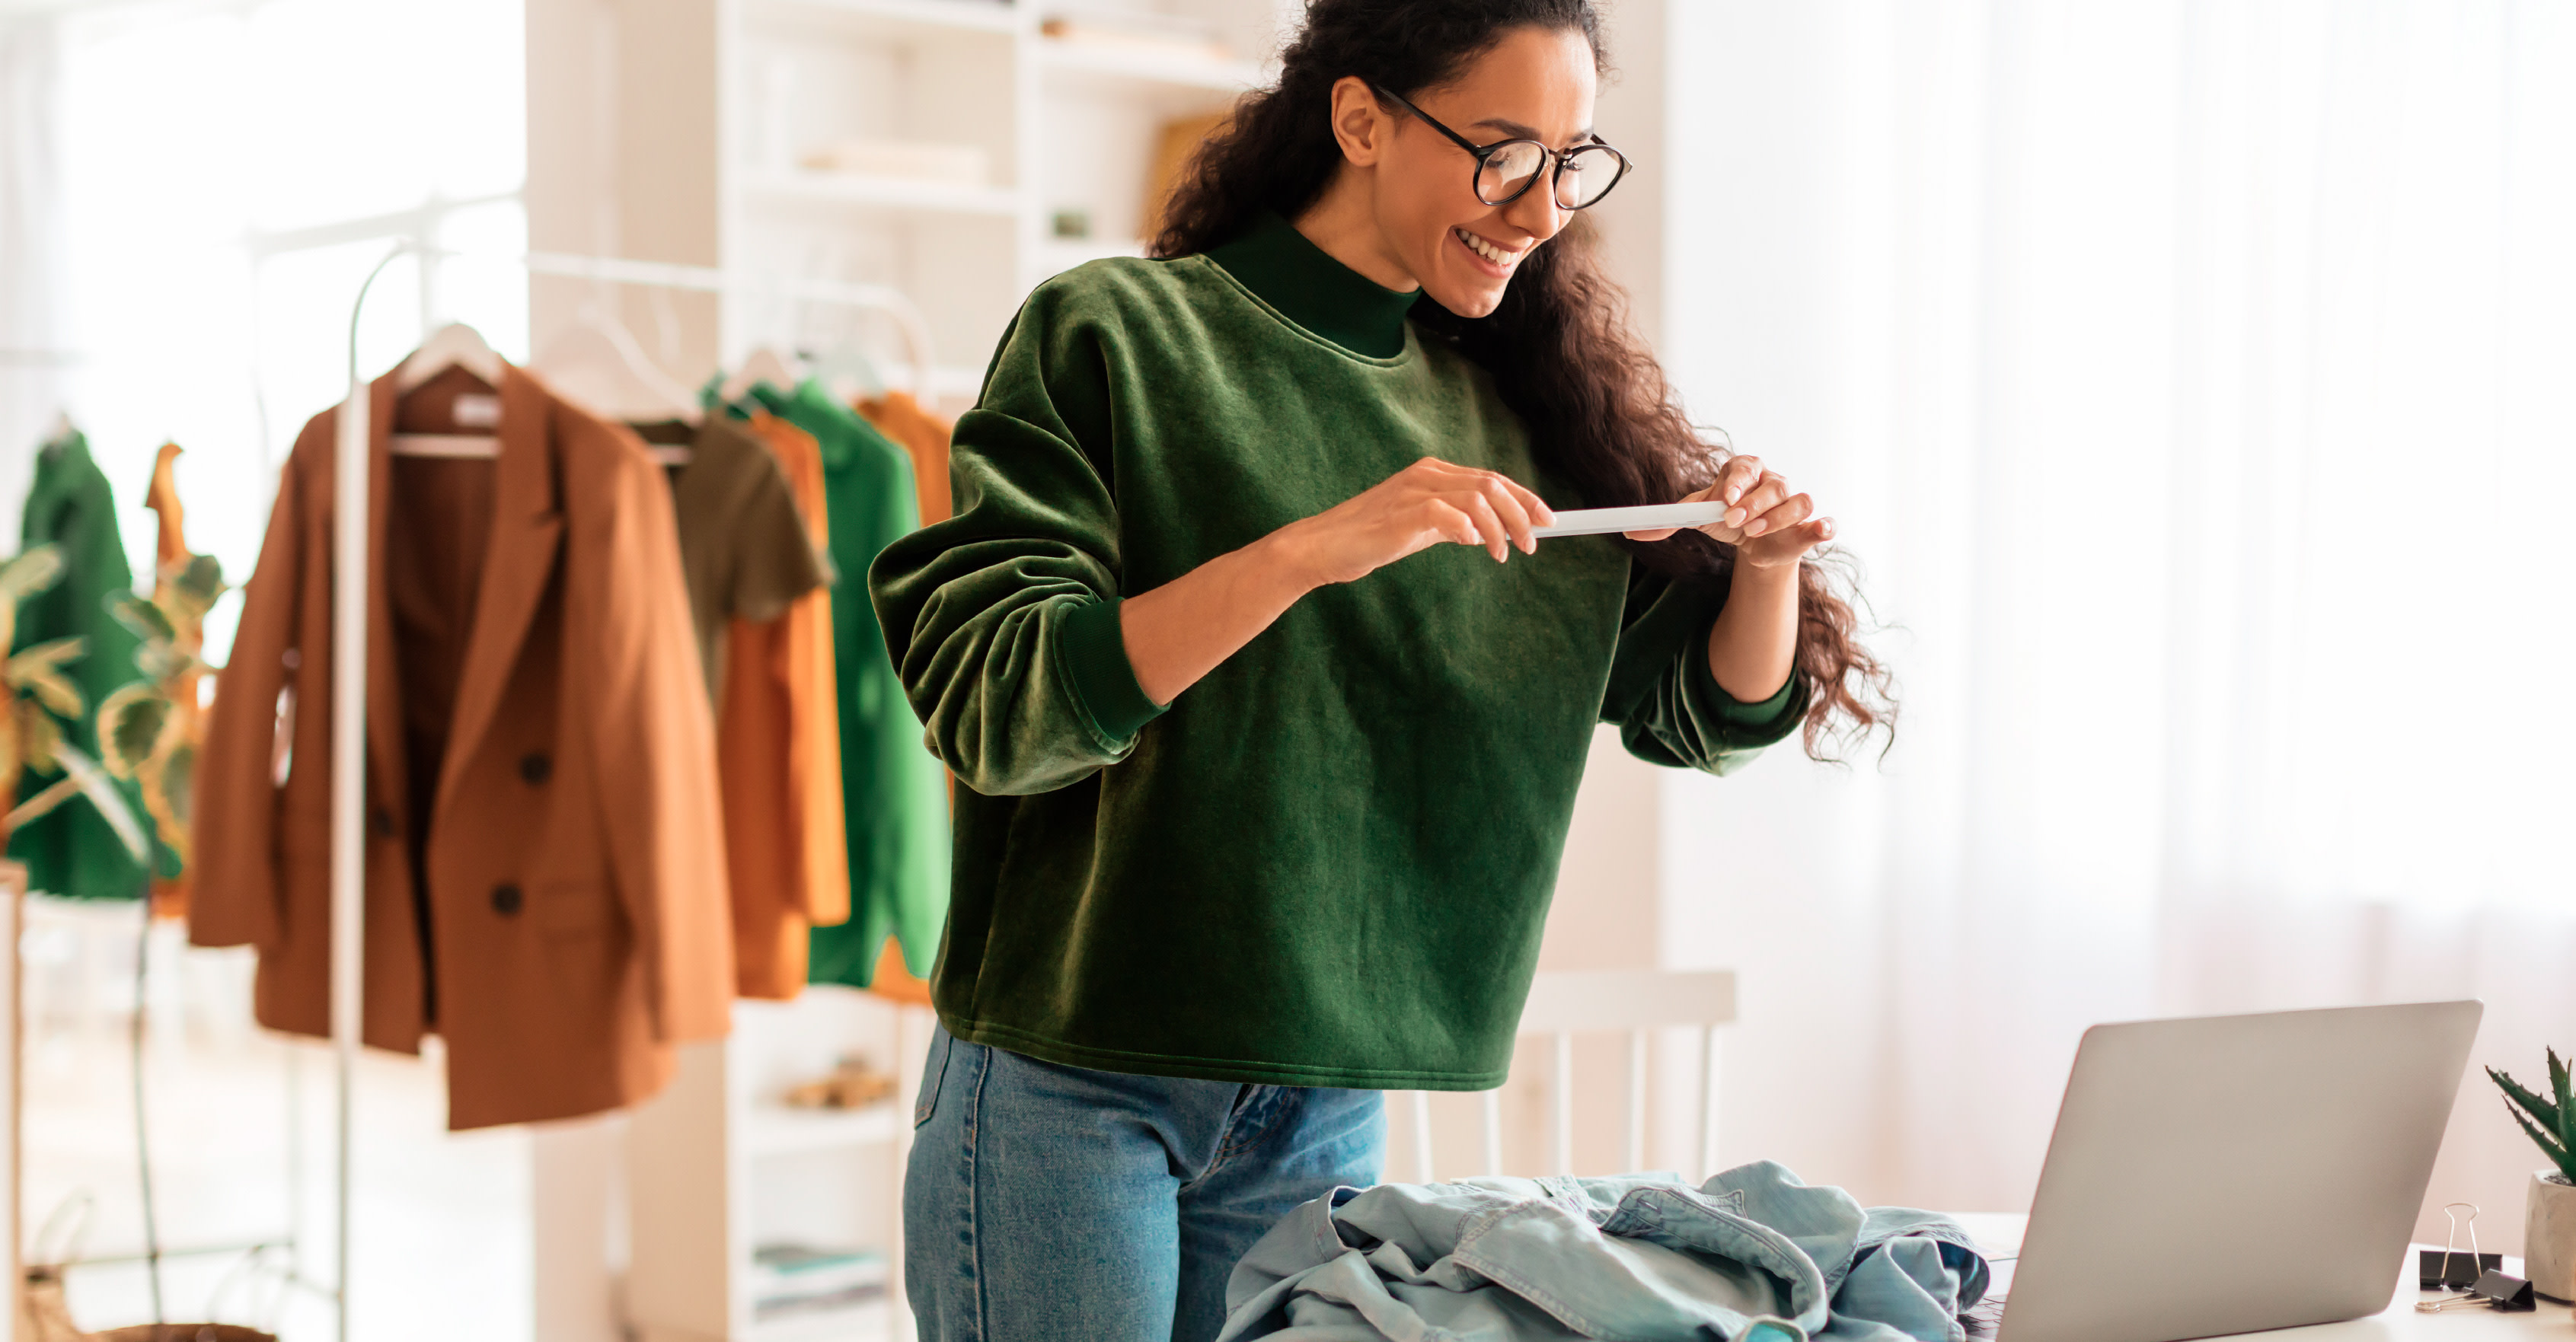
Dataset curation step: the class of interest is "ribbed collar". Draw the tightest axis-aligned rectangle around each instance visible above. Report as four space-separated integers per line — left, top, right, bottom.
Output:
1205 210 1420 359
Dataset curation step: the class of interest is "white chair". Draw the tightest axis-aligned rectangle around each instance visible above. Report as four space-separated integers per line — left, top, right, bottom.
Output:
1400 968 1736 1182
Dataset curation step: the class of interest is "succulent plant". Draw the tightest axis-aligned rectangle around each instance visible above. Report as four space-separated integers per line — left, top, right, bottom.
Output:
95 550 225 872
2488 1050 2576 1185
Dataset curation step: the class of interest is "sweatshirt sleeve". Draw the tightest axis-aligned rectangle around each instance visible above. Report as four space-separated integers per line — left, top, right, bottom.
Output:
1601 563 1808 776
867 282 1167 798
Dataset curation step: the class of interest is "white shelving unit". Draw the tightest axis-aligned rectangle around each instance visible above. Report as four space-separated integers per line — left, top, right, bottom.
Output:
525 2 1291 1337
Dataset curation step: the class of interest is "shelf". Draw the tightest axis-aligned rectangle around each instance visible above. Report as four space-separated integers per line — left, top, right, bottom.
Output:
740 0 1020 42
740 170 1024 218
750 1296 895 1342
745 1102 902 1157
1038 38 1266 95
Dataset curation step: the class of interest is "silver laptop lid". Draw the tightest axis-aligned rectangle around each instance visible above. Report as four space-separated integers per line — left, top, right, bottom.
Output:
1999 1001 2483 1342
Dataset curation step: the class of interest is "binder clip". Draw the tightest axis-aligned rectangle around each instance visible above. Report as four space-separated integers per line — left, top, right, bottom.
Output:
2418 1203 2501 1290
2415 1205 2539 1315
2416 1269 2536 1314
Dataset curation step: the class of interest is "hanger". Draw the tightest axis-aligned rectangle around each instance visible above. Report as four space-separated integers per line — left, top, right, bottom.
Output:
396 322 506 393
717 346 800 404
535 304 701 424
803 336 885 404
391 323 507 458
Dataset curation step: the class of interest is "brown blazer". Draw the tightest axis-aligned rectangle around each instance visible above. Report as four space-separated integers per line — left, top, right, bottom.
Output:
191 365 733 1130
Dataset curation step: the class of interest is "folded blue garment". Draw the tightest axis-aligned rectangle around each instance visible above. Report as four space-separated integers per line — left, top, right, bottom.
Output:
1218 1161 1988 1342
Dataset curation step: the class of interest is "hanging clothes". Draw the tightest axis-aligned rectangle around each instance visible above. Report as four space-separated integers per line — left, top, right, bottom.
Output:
853 388 953 1007
192 364 733 1131
634 415 827 702
139 441 203 919
742 380 948 990
10 426 155 901
856 389 952 525
710 411 850 999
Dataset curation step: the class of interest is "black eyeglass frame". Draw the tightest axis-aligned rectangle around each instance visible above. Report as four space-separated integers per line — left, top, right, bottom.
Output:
1368 82 1633 211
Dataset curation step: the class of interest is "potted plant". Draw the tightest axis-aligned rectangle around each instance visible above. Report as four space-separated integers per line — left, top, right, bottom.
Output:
2486 1050 2576 1301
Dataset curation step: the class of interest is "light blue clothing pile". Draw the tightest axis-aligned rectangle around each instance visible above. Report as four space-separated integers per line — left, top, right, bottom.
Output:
1218 1162 1989 1342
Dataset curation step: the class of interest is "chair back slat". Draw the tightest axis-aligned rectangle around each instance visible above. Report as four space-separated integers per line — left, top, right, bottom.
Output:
1399 970 1736 1184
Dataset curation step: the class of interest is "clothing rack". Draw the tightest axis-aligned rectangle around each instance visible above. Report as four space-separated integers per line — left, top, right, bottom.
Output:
330 241 934 1342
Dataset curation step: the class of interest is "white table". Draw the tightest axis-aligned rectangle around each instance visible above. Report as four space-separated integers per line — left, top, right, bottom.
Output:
1952 1214 2573 1340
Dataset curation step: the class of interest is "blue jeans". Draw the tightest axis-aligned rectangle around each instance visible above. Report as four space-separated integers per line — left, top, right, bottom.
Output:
903 1025 1385 1342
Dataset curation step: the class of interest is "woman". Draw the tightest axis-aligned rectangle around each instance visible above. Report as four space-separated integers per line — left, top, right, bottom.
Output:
873 2 1889 1338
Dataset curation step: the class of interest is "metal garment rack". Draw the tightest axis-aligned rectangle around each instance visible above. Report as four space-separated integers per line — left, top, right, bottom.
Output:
329 243 932 1342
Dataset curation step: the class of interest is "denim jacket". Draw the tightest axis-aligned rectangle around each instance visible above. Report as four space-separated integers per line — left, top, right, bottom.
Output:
1218 1161 1989 1342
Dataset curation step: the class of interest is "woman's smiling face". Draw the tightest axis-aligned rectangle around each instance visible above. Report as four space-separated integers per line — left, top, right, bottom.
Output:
1327 25 1601 317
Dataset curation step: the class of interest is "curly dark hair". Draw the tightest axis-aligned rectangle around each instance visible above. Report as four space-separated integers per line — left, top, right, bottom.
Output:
1150 0 1894 758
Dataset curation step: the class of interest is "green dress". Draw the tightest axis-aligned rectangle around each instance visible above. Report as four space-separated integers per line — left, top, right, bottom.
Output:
11 429 155 899
867 214 1804 1089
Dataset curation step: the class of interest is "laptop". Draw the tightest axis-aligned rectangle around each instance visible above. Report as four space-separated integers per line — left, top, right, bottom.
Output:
1996 1000 2485 1342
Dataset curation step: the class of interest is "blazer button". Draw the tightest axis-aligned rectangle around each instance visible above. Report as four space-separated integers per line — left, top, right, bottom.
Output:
492 883 524 916
519 752 552 785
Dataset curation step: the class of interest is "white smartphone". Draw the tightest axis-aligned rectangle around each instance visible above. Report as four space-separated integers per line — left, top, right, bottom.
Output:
1531 501 1729 539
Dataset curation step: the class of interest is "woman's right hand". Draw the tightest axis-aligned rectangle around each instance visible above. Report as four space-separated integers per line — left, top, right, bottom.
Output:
1274 457 1558 588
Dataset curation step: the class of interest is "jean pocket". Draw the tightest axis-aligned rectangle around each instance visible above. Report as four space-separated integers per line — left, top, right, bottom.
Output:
914 1027 955 1129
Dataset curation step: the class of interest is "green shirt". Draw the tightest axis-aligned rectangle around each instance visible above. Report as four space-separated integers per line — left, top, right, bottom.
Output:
869 214 1804 1089
740 381 952 987
11 429 156 899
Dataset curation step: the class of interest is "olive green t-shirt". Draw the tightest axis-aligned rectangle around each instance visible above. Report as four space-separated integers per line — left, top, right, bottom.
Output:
637 416 828 701
869 215 1802 1089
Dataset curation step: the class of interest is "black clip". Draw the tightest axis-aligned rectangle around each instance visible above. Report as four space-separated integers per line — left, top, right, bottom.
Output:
2419 1248 2503 1289
2419 1202 2501 1289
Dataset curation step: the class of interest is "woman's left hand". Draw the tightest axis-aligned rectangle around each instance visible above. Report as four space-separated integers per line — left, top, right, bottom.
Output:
1624 454 1834 568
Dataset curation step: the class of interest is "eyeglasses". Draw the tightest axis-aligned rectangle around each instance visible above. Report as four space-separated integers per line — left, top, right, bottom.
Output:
1369 83 1632 212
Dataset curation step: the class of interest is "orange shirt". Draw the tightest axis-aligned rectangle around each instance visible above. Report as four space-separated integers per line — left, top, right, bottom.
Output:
857 390 953 524
851 390 953 1008
717 413 851 999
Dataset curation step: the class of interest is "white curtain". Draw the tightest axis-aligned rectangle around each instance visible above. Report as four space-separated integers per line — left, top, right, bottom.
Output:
1 13 71 524
1655 0 2576 1249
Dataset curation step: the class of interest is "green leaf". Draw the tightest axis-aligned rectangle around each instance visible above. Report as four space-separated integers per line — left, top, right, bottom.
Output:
2491 1066 2561 1132
7 636 84 679
107 591 174 645
19 709 62 774
49 741 148 862
2504 1097 2565 1175
2552 1049 2576 1158
0 546 65 600
132 643 179 683
172 553 225 607
17 665 85 721
96 684 168 779
3 775 79 829
161 741 195 829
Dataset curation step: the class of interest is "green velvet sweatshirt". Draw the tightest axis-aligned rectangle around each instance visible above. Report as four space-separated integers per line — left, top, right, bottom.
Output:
869 211 1805 1090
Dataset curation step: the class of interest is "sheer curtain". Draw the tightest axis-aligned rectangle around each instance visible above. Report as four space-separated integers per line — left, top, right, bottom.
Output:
0 14 70 524
1654 0 2576 1248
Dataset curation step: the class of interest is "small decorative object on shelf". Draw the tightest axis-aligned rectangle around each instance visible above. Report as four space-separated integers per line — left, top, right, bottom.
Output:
750 1243 888 1322
800 139 991 186
781 1055 898 1110
2484 1047 2576 1301
1051 209 1092 241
